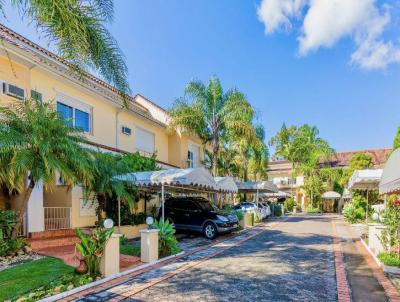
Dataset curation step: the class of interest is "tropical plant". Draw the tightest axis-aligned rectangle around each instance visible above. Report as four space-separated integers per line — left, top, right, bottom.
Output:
343 195 367 223
153 219 180 257
169 76 254 176
0 0 130 98
0 99 94 220
75 227 114 277
233 209 244 222
86 151 157 223
340 152 374 186
380 205 400 256
305 206 320 214
0 209 19 239
393 126 400 151
284 197 296 213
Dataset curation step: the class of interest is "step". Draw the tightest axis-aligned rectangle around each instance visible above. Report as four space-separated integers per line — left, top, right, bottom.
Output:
35 244 81 267
29 235 80 250
30 228 76 239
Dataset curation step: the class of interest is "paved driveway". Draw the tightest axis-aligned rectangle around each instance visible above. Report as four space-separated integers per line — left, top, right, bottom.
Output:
128 215 336 302
72 215 393 302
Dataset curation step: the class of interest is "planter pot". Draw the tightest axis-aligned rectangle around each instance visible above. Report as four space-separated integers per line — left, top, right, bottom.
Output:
239 212 254 228
75 259 88 274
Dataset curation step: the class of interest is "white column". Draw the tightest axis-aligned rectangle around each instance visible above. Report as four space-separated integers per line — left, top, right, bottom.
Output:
27 182 45 233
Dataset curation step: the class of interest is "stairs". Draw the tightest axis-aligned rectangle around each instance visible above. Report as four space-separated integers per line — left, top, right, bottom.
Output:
28 229 79 250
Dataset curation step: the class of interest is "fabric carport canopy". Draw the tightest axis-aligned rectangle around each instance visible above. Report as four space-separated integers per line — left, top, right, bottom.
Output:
379 148 400 195
115 167 218 221
262 191 291 198
348 169 383 190
235 181 278 193
321 191 341 199
214 177 238 193
116 167 217 190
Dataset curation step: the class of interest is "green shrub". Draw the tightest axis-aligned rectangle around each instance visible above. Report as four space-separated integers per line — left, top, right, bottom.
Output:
343 201 365 223
233 210 244 222
284 197 296 213
153 219 180 257
223 204 233 211
305 206 320 213
0 209 19 238
0 239 8 257
378 252 400 267
6 238 26 254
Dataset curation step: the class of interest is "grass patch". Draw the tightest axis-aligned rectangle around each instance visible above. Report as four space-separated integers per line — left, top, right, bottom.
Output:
120 244 140 257
378 252 400 267
0 257 74 301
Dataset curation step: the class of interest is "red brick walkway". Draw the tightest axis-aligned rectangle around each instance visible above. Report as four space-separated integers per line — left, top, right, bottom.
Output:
332 220 352 302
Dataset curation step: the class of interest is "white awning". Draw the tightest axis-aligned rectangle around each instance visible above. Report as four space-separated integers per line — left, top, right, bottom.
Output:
214 177 238 193
322 191 341 199
116 167 217 190
348 169 383 190
380 149 400 194
262 191 291 198
236 181 278 193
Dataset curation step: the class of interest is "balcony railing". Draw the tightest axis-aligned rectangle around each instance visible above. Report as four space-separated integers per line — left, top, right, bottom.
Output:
44 207 72 230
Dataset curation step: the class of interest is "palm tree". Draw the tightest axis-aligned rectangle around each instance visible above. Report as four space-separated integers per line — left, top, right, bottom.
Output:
0 98 94 219
169 76 254 176
0 0 130 97
269 124 299 195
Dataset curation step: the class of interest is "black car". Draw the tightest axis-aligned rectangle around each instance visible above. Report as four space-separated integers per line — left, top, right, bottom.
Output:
161 196 239 239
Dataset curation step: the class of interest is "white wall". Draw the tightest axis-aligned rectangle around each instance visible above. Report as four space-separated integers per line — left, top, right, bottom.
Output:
27 182 45 233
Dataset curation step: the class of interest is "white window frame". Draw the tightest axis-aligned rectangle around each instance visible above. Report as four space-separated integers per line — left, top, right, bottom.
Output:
0 80 26 100
188 141 200 168
135 126 155 154
56 92 93 134
187 150 194 168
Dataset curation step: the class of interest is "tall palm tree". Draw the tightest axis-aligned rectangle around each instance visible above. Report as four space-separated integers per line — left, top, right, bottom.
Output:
169 76 254 176
0 98 94 219
0 0 130 97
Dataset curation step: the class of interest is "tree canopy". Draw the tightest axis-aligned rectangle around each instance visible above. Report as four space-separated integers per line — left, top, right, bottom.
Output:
169 76 255 176
1 0 130 98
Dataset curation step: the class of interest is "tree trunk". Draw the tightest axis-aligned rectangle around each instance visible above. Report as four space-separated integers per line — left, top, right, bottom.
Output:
16 180 34 221
213 152 218 177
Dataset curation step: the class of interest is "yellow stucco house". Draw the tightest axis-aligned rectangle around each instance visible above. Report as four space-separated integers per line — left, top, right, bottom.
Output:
0 24 206 236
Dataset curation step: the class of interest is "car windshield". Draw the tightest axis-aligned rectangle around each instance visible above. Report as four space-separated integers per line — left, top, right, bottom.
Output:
200 201 219 212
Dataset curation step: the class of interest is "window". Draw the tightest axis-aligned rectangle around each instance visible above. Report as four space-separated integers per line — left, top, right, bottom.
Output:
188 143 199 168
122 126 132 136
187 150 194 168
31 90 42 102
57 101 91 133
135 127 155 153
3 82 25 100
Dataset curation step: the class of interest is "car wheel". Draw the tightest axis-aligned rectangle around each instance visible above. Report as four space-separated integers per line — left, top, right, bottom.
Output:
203 222 217 239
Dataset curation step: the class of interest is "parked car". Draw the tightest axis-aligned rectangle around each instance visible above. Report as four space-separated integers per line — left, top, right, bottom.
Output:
232 202 258 213
259 202 272 217
161 196 239 239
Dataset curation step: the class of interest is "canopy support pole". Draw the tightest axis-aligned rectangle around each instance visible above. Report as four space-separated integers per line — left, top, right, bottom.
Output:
256 189 259 207
366 189 369 224
118 196 121 232
161 183 165 221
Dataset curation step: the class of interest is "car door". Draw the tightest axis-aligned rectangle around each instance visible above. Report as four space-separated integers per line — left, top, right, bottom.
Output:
183 199 203 231
165 198 184 226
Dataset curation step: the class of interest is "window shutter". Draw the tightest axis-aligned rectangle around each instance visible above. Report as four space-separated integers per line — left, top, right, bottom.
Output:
135 127 155 153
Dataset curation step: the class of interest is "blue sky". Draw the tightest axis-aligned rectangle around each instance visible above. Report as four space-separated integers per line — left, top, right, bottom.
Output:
1 0 400 152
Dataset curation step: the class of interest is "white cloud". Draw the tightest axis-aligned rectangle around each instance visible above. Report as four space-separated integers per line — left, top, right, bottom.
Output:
257 0 400 69
257 0 307 34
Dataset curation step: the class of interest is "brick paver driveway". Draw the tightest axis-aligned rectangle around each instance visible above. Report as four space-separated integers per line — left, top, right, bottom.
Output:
129 215 336 302
70 215 395 302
